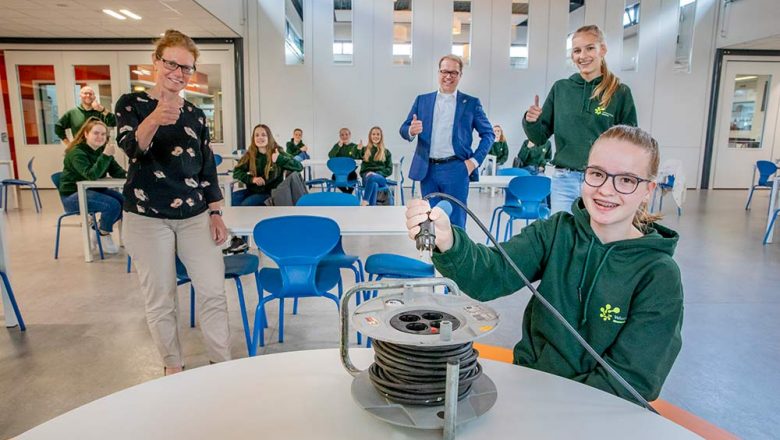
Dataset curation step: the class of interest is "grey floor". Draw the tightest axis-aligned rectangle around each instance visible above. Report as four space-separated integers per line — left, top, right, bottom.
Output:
1 188 778 439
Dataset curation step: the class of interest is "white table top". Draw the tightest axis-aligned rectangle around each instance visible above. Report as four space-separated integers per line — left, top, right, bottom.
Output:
223 205 408 236
17 349 699 439
469 175 515 189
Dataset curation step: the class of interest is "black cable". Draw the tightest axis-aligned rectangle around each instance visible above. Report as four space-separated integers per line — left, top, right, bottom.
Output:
368 340 482 406
421 192 659 413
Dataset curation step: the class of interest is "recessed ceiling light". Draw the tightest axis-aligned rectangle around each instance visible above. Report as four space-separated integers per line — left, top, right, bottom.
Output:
102 9 126 20
119 9 142 20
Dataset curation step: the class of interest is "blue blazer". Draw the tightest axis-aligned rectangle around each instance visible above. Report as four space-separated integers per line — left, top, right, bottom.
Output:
399 91 494 182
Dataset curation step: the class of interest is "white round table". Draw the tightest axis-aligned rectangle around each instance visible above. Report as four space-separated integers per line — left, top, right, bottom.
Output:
17 349 700 439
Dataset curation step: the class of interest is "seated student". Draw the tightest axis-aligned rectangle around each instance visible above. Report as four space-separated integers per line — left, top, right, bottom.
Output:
232 124 304 206
286 128 310 162
513 138 553 175
359 126 393 206
405 125 683 405
328 127 362 193
58 117 127 254
488 125 510 167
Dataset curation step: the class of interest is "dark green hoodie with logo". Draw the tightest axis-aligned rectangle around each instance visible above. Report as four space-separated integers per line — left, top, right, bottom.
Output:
432 199 683 404
523 74 637 171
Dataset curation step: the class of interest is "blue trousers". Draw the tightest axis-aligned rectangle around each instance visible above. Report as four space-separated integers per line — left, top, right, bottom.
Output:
293 152 311 162
361 173 388 205
231 189 270 206
420 160 469 228
61 188 124 233
550 168 583 214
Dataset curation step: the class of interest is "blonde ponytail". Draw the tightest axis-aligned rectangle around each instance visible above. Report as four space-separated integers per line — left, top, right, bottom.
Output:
574 25 621 109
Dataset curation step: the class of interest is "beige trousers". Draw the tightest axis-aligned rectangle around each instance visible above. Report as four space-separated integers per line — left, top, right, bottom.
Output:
125 212 231 367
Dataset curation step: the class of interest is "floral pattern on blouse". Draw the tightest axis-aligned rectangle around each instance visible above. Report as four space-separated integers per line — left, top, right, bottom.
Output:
115 92 222 219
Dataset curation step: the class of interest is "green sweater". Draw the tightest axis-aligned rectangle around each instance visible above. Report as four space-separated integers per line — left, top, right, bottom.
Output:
286 139 307 156
516 139 552 169
232 150 303 194
433 199 683 404
488 141 509 165
59 143 127 196
359 146 393 177
328 142 360 159
54 106 117 141
523 74 637 171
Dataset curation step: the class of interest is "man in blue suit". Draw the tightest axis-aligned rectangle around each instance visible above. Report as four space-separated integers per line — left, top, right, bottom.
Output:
400 55 494 228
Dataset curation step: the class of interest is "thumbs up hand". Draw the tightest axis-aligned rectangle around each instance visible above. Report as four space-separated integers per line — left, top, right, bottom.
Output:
409 114 423 137
153 92 181 126
525 95 542 123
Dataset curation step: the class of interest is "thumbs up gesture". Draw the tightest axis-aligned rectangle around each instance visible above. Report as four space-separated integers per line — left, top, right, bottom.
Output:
525 95 542 123
358 139 364 150
153 92 181 126
409 114 423 137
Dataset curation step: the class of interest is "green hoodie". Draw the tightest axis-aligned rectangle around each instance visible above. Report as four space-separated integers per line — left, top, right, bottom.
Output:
232 149 303 194
523 74 637 171
432 199 683 404
359 145 393 177
328 142 360 159
59 143 127 196
516 139 552 169
54 106 117 141
488 141 509 165
286 138 307 156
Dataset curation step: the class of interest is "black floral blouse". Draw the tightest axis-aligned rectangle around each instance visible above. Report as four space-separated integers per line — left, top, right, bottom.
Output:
115 92 222 219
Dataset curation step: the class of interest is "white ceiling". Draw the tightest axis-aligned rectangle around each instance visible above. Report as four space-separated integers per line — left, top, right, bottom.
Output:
0 0 239 39
725 34 780 51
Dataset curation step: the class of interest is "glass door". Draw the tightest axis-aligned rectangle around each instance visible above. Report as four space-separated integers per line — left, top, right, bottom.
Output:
712 60 780 189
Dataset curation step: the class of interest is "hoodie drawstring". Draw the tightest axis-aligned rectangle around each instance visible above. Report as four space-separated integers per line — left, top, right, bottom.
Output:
576 238 595 303
581 246 616 325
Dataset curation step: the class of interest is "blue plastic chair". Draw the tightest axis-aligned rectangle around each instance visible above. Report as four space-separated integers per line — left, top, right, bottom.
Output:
2 157 42 213
497 167 533 177
654 175 682 216
174 254 260 355
746 160 778 210
51 172 104 260
214 154 224 167
0 270 26 331
325 157 360 195
251 216 342 352
486 169 532 243
502 176 551 241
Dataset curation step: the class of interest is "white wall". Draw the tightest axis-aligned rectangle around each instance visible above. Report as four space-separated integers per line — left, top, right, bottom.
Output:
239 0 723 188
716 0 780 49
194 0 245 36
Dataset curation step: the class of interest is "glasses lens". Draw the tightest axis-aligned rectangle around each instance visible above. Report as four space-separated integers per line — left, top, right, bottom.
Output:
614 175 640 194
584 168 607 187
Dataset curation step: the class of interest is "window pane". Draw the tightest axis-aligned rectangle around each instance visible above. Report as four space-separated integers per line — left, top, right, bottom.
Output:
621 1 640 71
17 65 59 144
128 64 223 144
728 74 771 149
674 0 696 73
567 0 586 63
333 0 353 64
510 0 529 69
285 0 304 65
452 1 472 65
393 0 412 65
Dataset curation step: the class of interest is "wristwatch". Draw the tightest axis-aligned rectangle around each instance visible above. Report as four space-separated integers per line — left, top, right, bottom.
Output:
208 209 223 217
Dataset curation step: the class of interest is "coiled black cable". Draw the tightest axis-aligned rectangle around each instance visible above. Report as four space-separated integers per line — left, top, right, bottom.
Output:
368 340 482 406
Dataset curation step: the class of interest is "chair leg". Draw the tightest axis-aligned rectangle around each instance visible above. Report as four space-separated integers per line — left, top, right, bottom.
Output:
0 271 26 331
3 185 8 212
253 271 267 328
251 296 272 354
763 210 780 245
486 207 501 244
54 215 65 259
232 277 253 355
293 297 299 315
32 185 41 213
337 278 343 300
659 193 664 212
745 187 756 210
92 214 105 260
278 297 285 343
126 256 132 273
189 285 196 328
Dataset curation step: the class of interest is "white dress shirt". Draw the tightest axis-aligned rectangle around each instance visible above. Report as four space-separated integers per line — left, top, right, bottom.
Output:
430 90 457 159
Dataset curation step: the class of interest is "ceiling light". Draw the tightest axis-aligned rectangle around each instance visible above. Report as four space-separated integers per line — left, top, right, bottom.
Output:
735 76 758 81
102 9 126 20
119 9 142 20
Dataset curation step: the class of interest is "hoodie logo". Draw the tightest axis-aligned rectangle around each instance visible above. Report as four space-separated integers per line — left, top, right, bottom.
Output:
599 304 625 324
594 106 614 118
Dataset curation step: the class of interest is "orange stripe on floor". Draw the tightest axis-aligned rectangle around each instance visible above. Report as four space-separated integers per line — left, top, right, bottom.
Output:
473 343 739 439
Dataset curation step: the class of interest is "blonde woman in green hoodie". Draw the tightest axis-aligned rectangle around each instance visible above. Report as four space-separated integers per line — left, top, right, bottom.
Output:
523 25 637 215
406 125 682 405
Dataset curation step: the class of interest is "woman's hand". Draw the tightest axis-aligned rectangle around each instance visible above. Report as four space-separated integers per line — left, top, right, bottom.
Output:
209 214 228 245
151 92 181 126
252 176 265 186
525 95 542 123
103 143 116 156
405 199 454 252
271 149 280 163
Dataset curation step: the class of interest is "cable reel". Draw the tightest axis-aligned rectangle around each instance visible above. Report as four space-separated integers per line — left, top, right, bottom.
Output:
340 277 501 439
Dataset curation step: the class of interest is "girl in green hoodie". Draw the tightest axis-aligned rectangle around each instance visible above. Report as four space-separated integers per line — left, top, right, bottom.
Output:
232 124 303 206
523 25 637 215
328 127 361 193
359 126 393 206
406 125 682 405
488 125 509 167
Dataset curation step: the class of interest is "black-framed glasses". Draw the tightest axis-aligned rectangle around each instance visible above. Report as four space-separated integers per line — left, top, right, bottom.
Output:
156 55 196 75
439 69 460 77
583 166 652 195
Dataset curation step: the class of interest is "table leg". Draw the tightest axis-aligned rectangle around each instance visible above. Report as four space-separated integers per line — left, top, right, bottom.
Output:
223 181 232 207
393 163 401 205
765 178 779 244
78 184 94 262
